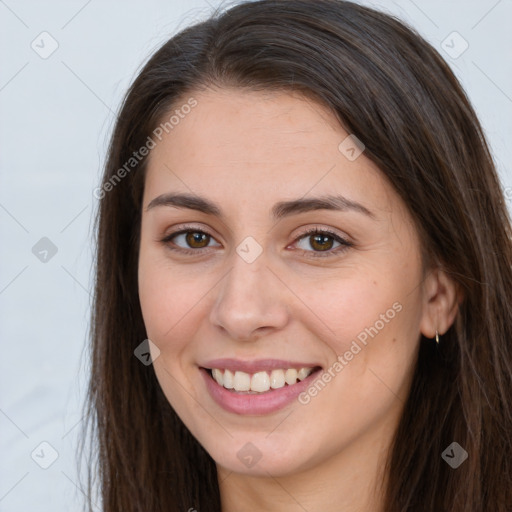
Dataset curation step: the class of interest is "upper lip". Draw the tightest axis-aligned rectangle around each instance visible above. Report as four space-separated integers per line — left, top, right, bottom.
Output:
200 358 322 374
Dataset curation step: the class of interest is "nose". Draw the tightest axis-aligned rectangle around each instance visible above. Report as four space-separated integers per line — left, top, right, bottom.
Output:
209 250 290 341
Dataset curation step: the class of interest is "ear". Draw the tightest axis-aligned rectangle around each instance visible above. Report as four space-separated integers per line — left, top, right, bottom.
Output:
419 268 461 339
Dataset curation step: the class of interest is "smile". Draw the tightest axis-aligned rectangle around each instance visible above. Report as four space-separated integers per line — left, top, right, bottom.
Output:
200 359 323 415
208 367 317 393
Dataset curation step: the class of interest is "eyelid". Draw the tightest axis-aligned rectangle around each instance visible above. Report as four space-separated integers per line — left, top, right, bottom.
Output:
161 223 219 241
293 224 350 241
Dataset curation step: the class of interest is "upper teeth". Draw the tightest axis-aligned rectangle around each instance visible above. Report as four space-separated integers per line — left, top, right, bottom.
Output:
211 367 315 393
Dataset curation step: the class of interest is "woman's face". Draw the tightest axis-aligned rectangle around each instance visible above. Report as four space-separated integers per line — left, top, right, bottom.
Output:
138 87 429 477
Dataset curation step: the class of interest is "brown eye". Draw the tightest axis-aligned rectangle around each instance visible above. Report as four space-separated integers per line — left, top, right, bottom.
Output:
161 228 222 254
185 231 210 248
308 233 334 251
296 231 339 252
294 228 352 258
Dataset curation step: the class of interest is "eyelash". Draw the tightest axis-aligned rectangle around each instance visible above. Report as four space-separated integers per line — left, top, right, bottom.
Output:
160 225 353 258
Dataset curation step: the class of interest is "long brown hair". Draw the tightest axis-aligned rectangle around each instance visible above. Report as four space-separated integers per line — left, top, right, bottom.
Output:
82 1 512 510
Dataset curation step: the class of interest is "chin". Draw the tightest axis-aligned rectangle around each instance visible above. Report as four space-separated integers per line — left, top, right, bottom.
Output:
203 430 321 477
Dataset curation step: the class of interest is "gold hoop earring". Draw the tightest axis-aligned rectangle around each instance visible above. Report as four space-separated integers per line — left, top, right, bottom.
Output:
435 330 440 344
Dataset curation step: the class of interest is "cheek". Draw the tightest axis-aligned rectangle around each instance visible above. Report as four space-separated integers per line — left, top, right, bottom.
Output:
137 255 204 411
294 274 401 350
138 261 172 341
297 269 422 392
328 297 421 416
138 242 203 340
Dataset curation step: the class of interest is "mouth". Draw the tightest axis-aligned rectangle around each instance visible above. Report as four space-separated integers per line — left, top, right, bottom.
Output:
199 361 323 415
203 366 323 394
199 358 324 414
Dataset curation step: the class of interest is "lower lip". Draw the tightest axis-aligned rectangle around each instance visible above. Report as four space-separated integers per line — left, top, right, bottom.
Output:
200 368 321 415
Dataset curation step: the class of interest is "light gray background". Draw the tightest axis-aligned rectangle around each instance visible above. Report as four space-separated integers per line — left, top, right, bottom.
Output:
1 0 511 510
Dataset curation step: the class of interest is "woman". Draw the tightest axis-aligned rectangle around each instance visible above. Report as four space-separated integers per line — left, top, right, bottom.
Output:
83 0 512 510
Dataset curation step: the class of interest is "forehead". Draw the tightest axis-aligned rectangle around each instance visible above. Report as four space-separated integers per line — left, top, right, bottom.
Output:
150 87 348 167
143 87 395 218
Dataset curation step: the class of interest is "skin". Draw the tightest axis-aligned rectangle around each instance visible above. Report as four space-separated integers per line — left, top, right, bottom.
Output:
137 87 459 512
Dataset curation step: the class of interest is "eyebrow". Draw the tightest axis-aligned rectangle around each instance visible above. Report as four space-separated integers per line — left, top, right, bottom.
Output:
146 192 375 220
